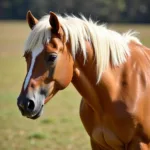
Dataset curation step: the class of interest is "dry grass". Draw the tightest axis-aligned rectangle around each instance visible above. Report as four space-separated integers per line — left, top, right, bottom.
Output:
0 21 150 150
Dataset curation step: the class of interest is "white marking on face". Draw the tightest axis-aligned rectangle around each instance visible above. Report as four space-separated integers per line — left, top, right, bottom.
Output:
24 45 43 90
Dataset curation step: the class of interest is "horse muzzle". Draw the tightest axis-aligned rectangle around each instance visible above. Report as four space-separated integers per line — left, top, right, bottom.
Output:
17 93 45 119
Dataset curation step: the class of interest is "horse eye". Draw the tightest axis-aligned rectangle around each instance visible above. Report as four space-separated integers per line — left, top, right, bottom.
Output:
47 54 57 63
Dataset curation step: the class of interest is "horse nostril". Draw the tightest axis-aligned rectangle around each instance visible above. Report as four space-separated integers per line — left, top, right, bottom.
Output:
27 100 35 111
19 103 24 109
17 96 24 110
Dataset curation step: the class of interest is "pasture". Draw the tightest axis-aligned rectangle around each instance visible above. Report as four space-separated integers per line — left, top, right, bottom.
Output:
0 21 150 150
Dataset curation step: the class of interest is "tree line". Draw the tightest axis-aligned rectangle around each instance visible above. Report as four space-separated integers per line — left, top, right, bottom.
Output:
0 0 150 23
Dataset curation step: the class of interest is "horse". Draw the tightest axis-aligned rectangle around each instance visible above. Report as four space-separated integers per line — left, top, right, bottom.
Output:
17 10 150 149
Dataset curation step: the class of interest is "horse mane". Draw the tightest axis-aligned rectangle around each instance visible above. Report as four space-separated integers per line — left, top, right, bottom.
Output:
24 14 141 83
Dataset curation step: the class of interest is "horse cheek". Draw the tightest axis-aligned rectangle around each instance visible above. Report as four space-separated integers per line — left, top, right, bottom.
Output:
53 53 73 89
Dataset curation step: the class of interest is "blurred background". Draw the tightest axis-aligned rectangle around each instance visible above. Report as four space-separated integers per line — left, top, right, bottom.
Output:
0 0 150 150
1 0 150 23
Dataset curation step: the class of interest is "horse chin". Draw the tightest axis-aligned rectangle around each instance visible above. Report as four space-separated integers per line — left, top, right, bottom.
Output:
27 105 44 120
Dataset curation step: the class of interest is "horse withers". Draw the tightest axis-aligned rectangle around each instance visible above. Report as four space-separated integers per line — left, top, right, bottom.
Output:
17 11 150 149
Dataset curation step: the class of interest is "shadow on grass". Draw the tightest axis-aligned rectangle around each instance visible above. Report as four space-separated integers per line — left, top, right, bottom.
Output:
28 132 48 140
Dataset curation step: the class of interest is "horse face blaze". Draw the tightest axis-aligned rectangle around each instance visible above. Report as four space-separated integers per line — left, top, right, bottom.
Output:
17 45 47 119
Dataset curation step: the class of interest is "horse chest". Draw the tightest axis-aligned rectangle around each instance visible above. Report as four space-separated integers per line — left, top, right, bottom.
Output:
92 126 123 150
80 99 124 149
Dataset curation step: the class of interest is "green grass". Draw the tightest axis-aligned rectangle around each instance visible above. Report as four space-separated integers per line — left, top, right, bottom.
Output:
0 21 150 150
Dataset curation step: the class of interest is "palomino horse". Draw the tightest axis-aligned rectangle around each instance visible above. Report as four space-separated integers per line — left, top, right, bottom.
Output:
17 11 150 149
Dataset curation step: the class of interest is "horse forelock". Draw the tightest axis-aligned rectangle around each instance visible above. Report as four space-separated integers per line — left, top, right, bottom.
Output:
24 15 51 53
24 13 141 83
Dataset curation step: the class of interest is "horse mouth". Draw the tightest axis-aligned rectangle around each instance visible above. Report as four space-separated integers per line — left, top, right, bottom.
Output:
27 105 43 120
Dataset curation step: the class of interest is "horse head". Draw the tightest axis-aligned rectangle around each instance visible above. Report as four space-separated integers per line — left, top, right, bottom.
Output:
17 11 74 119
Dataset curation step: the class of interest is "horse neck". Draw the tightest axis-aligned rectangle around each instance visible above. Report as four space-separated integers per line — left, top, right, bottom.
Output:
71 41 108 111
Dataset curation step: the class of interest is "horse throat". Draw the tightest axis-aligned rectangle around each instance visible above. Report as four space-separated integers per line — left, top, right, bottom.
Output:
71 41 103 111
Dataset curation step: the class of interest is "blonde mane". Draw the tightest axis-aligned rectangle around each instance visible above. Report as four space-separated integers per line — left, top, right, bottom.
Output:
24 14 141 83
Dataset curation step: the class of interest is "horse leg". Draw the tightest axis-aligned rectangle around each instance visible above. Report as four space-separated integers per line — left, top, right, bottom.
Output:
139 142 150 150
127 139 150 150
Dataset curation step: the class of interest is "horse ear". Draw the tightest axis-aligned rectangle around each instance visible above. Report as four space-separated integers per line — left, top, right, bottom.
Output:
49 12 60 33
26 11 38 29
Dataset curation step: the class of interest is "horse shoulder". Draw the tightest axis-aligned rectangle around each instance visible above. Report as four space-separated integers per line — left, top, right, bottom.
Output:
128 42 150 139
96 42 150 143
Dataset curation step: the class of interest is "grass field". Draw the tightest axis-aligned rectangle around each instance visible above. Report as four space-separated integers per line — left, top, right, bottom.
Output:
0 21 150 150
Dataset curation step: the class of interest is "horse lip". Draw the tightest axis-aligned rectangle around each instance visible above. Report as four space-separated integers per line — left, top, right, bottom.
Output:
27 105 43 120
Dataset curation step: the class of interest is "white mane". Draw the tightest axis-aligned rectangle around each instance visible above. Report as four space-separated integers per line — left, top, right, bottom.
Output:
24 14 141 83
